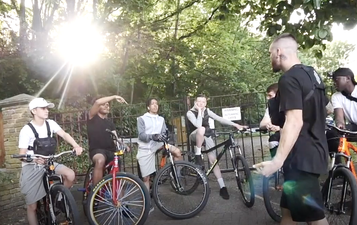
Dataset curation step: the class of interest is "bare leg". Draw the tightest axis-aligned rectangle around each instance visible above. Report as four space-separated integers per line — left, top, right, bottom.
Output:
195 127 205 150
56 166 75 189
142 176 150 192
92 154 106 186
280 208 297 225
27 203 38 225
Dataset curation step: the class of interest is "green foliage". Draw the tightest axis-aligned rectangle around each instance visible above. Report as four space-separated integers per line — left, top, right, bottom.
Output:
225 0 357 48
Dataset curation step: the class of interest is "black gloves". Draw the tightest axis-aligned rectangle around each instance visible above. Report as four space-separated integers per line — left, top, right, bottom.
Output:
152 134 166 142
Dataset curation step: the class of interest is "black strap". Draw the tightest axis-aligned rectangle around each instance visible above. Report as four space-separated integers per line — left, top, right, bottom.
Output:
341 91 357 103
45 120 51 137
297 65 325 102
27 120 52 138
27 123 39 139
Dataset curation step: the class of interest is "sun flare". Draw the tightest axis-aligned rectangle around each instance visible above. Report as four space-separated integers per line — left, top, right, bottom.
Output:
54 20 104 66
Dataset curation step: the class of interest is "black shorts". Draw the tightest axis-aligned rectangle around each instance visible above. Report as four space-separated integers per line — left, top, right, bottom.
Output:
280 169 325 222
89 149 116 166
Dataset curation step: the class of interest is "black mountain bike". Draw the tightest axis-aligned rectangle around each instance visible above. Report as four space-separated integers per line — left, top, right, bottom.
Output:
150 132 210 219
12 150 81 225
187 129 255 208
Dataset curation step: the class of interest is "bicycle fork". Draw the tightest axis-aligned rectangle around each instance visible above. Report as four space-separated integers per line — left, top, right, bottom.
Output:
170 155 184 192
325 170 349 214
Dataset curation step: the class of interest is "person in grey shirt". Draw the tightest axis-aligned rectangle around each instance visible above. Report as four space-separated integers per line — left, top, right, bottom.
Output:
187 94 247 200
136 98 182 193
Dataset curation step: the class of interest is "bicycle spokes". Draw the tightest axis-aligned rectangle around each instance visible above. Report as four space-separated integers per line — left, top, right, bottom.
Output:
91 177 146 225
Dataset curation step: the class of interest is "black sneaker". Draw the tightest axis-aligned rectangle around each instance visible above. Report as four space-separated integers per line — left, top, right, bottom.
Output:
194 155 204 169
220 187 230 200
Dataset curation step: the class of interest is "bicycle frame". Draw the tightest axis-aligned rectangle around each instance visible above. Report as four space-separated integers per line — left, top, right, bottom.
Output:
337 135 357 179
201 132 241 176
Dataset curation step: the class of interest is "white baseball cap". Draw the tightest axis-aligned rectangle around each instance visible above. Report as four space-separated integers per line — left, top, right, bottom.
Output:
29 98 55 110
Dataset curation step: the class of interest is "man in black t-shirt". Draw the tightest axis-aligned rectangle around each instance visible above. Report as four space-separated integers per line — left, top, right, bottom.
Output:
87 95 128 186
254 33 329 225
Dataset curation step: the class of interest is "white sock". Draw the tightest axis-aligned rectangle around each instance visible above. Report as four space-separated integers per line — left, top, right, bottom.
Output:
217 178 225 188
195 146 202 155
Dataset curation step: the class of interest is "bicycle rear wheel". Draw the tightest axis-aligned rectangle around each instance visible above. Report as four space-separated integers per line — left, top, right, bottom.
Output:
234 155 255 207
322 167 357 225
152 161 210 219
87 172 150 225
262 170 284 223
50 184 81 224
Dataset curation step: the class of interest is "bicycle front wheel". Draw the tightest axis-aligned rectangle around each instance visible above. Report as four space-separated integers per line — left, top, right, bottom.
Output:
322 167 357 225
262 170 284 223
50 184 81 224
152 160 210 219
87 172 150 225
234 155 255 207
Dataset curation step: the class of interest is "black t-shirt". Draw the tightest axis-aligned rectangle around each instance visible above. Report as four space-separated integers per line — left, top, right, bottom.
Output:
87 114 116 151
278 64 329 174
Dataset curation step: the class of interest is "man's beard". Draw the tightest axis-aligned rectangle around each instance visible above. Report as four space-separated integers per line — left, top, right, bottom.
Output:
272 61 281 73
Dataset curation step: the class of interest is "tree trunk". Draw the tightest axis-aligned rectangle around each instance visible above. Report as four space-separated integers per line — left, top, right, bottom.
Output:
19 0 26 53
171 0 180 96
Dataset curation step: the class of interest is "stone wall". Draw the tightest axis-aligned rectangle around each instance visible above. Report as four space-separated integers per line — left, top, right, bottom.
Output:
0 94 34 212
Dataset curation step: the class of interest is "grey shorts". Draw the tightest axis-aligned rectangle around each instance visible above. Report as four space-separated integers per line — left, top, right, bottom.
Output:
189 129 216 155
137 142 176 177
20 163 65 205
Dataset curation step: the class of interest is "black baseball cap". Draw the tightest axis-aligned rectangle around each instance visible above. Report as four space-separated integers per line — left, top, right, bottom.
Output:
332 67 357 85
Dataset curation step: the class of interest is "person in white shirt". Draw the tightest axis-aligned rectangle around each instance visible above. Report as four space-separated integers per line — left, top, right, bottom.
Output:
18 97 83 225
328 67 357 154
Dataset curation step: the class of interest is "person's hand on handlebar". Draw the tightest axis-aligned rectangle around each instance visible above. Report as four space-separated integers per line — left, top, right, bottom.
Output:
73 146 83 156
336 122 346 129
152 134 166 142
34 157 46 165
266 123 280 132
233 123 248 131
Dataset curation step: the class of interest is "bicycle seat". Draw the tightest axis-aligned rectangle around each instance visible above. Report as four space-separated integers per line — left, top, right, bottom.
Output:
326 124 357 136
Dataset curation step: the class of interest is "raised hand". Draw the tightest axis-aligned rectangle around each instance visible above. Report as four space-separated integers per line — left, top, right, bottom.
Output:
115 95 128 104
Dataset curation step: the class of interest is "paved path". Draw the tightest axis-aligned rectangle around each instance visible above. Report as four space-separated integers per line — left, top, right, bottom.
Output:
71 173 279 225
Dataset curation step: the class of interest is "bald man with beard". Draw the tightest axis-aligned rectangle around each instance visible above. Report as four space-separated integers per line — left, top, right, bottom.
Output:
254 33 329 225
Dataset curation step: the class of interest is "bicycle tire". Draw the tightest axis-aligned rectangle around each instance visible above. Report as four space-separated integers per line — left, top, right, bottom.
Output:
234 155 255 207
262 170 283 223
322 167 357 225
87 172 150 225
83 165 94 217
50 184 81 224
152 160 210 219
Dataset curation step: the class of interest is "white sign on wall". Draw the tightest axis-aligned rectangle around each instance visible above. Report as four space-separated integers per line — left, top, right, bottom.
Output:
222 107 241 121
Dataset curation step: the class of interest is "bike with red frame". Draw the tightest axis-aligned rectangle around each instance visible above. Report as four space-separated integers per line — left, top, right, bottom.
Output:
83 130 150 225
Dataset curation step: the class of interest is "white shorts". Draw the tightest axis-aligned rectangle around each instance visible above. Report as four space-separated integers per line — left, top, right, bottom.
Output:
137 142 175 177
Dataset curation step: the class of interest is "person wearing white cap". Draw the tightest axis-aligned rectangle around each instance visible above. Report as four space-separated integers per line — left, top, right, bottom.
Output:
18 97 83 225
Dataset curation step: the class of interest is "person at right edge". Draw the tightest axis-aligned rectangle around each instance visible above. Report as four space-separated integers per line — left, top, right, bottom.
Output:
327 68 357 160
254 33 329 225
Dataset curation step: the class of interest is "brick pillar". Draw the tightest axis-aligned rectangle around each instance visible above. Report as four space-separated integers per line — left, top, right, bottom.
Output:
0 94 35 212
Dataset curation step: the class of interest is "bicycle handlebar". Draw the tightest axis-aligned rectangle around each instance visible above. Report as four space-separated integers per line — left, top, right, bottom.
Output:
326 124 357 135
105 129 128 151
11 150 76 159
215 128 249 135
